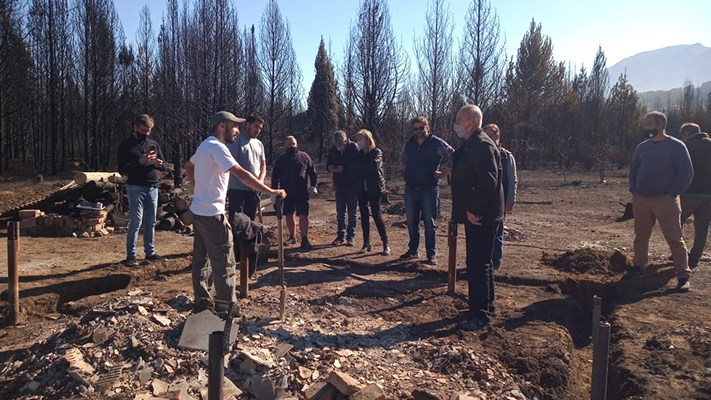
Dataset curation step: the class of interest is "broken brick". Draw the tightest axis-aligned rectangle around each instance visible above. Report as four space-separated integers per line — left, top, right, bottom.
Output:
304 382 338 400
326 371 364 396
352 384 385 400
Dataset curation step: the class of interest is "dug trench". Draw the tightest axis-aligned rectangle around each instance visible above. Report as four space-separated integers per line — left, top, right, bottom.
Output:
0 256 192 321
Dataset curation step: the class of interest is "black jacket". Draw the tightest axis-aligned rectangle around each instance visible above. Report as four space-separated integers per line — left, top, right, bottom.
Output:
231 212 263 254
351 148 386 197
326 142 359 189
117 133 166 187
451 129 504 224
271 147 317 198
685 132 711 195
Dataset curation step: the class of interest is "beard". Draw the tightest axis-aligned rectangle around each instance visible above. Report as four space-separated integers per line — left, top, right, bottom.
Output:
225 132 236 144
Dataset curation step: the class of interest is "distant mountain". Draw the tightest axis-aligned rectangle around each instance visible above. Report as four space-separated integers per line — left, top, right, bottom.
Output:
607 43 711 92
638 80 711 110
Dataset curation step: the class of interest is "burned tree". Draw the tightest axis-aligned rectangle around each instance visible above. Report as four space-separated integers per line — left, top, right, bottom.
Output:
413 0 454 134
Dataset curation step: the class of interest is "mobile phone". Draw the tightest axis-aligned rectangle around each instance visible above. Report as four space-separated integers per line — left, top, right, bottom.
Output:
148 145 157 165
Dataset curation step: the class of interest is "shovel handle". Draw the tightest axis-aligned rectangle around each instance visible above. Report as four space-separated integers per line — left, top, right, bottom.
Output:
275 195 284 220
447 220 458 294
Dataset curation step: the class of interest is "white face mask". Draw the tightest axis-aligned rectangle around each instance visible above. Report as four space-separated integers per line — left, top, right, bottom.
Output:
454 124 468 138
357 140 367 149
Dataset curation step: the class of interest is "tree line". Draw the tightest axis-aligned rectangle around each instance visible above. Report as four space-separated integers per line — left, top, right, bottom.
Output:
1 0 710 179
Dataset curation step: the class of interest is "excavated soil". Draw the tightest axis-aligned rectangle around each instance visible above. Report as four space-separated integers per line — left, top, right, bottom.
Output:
541 248 632 276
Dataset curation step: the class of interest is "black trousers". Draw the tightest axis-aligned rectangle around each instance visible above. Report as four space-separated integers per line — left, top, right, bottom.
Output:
228 189 259 222
464 220 499 322
358 191 388 245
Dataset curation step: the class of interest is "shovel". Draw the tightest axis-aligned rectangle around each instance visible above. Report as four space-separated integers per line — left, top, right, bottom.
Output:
275 196 286 320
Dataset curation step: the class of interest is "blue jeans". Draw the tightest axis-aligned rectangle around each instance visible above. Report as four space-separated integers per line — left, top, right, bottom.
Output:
492 217 505 269
335 187 358 240
405 185 439 257
127 185 158 258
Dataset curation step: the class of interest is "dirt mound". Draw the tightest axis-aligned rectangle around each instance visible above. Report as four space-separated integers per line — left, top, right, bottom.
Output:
484 324 578 400
542 248 631 276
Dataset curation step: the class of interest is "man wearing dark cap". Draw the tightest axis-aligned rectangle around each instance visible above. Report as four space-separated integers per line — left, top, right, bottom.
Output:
680 122 711 269
184 111 286 311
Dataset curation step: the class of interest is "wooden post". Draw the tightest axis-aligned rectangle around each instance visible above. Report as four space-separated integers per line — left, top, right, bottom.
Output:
208 331 224 400
591 322 611 400
447 220 458 294
7 221 20 325
592 295 602 345
276 196 286 321
239 241 249 299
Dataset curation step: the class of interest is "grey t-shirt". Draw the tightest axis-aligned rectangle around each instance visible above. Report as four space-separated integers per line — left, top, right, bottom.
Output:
227 133 266 191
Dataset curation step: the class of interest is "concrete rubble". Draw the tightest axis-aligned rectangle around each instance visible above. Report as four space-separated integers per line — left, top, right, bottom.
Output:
0 288 542 400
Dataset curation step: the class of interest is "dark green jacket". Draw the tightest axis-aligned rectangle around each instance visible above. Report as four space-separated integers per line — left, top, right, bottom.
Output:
685 132 711 195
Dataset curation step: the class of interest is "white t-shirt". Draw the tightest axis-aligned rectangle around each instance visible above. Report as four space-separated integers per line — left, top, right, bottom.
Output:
189 136 239 217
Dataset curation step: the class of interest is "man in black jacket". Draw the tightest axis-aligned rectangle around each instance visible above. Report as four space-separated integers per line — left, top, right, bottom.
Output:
117 114 167 266
451 105 504 330
327 130 359 246
272 136 318 250
680 122 711 268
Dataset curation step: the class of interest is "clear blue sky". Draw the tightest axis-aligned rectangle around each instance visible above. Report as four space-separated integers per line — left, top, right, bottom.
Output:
116 0 711 93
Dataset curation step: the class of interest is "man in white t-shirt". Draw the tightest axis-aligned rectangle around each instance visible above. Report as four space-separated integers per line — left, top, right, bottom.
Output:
184 111 286 312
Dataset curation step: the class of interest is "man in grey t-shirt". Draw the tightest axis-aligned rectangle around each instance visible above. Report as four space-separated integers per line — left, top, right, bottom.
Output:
227 114 266 221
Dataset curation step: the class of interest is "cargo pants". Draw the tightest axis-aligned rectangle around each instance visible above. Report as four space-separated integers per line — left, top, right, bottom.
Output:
192 213 237 304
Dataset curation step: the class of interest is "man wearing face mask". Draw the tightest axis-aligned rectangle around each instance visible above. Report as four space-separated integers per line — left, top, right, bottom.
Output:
450 105 504 330
184 111 286 312
271 136 318 250
628 111 694 292
327 130 359 246
399 116 454 265
118 114 167 267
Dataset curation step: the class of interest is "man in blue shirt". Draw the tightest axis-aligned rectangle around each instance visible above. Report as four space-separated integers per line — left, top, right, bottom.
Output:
399 116 454 265
628 111 694 291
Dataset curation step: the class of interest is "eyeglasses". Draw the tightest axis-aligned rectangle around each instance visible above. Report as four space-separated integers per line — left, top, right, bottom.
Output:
413 126 426 131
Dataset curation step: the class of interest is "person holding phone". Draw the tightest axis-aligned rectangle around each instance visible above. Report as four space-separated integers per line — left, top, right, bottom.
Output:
118 114 168 267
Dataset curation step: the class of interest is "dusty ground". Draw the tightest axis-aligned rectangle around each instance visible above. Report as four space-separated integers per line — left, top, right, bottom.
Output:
1 169 710 400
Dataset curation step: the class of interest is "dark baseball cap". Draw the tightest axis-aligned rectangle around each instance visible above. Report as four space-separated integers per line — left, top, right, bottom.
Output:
211 111 245 126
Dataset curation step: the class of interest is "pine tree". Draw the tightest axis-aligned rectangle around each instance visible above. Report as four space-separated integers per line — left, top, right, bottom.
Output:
259 0 301 162
135 5 154 113
503 19 557 168
457 0 505 114
243 25 264 117
346 0 409 135
586 46 610 181
306 38 339 162
413 0 453 133
606 72 640 166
